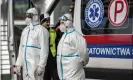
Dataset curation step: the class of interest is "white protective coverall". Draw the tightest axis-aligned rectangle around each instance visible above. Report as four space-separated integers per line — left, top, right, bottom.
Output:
15 8 49 80
57 13 89 80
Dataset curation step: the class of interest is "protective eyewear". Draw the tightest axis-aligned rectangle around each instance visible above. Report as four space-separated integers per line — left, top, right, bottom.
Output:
25 13 33 18
25 13 38 18
59 16 72 21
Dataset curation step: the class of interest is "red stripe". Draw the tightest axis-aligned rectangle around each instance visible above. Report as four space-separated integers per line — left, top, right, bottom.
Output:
83 34 133 44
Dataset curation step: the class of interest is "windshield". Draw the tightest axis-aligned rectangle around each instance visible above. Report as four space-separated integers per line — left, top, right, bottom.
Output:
81 0 133 35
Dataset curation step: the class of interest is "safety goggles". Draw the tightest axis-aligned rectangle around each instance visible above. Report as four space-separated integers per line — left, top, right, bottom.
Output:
59 15 72 21
25 13 38 18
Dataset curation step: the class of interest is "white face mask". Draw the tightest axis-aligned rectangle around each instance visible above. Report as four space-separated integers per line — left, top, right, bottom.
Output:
32 15 38 22
32 15 39 25
25 18 31 25
64 20 73 28
59 24 66 32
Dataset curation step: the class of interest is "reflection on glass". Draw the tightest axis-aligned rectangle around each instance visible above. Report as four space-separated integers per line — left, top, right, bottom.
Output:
81 0 133 35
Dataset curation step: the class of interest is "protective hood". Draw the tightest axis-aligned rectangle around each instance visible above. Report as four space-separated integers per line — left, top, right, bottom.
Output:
64 13 72 28
59 13 73 32
26 8 39 25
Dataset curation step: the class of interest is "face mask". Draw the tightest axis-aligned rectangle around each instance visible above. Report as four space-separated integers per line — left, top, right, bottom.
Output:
64 20 73 28
25 18 31 25
59 24 66 32
32 15 38 22
31 15 39 25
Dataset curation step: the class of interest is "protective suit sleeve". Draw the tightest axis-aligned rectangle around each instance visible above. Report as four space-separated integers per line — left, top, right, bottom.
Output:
75 35 89 66
38 27 49 69
15 31 24 67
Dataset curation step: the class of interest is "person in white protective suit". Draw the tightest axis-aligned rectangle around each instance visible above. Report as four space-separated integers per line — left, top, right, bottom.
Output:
15 8 49 80
57 13 89 80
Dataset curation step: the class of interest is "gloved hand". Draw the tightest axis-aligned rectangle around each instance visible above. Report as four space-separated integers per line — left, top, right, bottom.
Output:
14 66 21 75
36 66 44 76
82 60 88 66
80 59 88 66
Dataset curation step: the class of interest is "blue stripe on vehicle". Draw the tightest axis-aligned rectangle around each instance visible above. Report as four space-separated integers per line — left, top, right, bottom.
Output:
87 44 133 59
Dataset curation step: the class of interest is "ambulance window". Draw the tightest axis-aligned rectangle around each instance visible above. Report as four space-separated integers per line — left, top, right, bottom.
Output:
50 0 74 26
14 0 29 20
81 0 133 35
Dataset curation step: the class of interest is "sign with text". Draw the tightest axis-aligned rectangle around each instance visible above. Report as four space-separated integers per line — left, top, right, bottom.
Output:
108 0 128 26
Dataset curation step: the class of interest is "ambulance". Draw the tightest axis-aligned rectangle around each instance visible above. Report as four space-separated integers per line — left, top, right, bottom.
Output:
1 0 132 80
44 0 133 79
